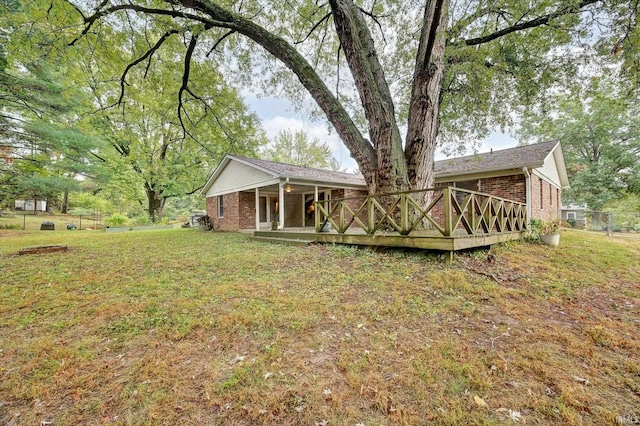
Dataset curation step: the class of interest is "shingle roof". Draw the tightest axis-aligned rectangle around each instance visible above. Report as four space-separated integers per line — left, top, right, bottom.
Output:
434 140 559 177
231 155 366 186
207 140 562 194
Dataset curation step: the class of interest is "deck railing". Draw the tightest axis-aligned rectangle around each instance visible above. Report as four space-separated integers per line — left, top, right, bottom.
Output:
314 187 527 237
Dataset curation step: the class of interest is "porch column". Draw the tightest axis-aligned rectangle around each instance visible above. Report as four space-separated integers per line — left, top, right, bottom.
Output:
255 188 260 231
314 186 319 231
278 181 285 229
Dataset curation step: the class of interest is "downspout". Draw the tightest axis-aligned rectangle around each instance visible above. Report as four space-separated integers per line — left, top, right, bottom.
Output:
523 167 531 223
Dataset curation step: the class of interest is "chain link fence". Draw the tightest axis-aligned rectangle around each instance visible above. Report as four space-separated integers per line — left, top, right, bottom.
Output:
586 211 640 234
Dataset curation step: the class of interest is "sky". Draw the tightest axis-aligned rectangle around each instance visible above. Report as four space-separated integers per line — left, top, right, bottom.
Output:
245 91 518 172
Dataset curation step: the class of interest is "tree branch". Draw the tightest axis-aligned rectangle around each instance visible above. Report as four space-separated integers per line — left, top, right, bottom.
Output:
118 29 180 105
461 0 601 46
178 33 199 139
295 12 332 45
68 3 214 46
207 29 235 57
358 6 388 44
185 184 205 195
178 0 376 179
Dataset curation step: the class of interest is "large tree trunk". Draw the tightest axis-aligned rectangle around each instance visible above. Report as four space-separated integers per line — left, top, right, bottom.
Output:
183 0 449 197
329 0 409 194
405 0 449 195
145 184 165 222
61 188 69 214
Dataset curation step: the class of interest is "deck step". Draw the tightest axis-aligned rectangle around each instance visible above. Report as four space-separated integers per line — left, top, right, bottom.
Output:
251 236 315 247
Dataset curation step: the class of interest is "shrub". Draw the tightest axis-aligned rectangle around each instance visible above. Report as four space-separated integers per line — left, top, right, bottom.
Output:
105 213 128 227
567 218 577 228
133 216 152 226
527 218 560 242
542 219 561 235
527 218 544 242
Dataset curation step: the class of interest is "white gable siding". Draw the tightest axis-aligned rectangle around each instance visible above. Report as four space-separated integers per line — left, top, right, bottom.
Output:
533 153 561 188
205 161 276 197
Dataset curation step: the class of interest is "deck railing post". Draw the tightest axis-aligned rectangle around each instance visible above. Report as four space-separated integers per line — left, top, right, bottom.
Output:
314 201 320 232
400 193 409 234
367 196 375 233
443 187 452 236
338 201 345 232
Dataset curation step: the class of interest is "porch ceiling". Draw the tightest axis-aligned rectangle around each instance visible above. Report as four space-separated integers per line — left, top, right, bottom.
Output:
243 182 344 195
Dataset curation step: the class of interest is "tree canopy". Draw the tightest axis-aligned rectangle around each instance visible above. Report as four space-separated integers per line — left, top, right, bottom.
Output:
62 0 639 199
1 0 266 219
519 82 640 211
83 34 266 221
0 0 102 210
263 129 342 171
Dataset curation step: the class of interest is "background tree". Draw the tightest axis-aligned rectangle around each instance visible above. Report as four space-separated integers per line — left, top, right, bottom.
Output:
263 129 341 171
519 82 640 211
84 36 266 222
0 61 101 212
1 0 105 212
65 0 639 201
2 0 266 219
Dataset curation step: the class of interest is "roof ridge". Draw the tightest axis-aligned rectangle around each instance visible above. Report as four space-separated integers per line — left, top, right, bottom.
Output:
434 140 559 164
230 154 361 177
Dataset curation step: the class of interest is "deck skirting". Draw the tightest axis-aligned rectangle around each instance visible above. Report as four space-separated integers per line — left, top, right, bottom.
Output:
252 229 525 262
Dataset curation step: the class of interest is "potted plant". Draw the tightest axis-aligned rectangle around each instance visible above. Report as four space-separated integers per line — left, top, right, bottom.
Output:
540 219 561 246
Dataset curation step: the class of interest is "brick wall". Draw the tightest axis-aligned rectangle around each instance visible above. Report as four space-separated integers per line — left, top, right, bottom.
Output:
206 192 240 231
206 196 216 228
531 174 561 221
238 192 256 229
479 175 526 203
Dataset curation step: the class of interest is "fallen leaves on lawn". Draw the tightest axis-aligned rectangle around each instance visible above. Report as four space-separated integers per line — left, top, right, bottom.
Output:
473 395 488 408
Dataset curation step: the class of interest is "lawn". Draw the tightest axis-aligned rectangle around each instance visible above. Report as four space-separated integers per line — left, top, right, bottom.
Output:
0 228 638 425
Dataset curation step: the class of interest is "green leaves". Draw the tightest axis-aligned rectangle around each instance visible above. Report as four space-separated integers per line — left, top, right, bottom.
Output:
263 129 341 171
519 82 640 210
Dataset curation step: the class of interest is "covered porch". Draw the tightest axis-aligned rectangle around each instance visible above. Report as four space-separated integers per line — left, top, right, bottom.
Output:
245 180 357 231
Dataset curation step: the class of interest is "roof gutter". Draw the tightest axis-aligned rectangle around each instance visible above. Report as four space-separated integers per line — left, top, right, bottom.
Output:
435 163 544 180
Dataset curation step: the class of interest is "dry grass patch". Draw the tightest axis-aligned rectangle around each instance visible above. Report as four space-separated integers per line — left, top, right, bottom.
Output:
0 228 638 425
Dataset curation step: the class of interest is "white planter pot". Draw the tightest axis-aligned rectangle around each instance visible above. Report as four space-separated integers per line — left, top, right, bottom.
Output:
540 233 560 247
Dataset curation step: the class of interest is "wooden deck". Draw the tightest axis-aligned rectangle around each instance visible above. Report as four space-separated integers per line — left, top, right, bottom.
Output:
253 187 528 263
253 228 525 262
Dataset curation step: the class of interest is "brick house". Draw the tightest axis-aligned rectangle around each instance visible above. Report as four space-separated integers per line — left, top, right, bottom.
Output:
201 141 569 231
201 155 368 231
434 140 569 222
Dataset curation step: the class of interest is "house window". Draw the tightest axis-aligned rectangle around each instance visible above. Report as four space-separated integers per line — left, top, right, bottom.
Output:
539 179 544 209
218 195 224 218
567 212 576 220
